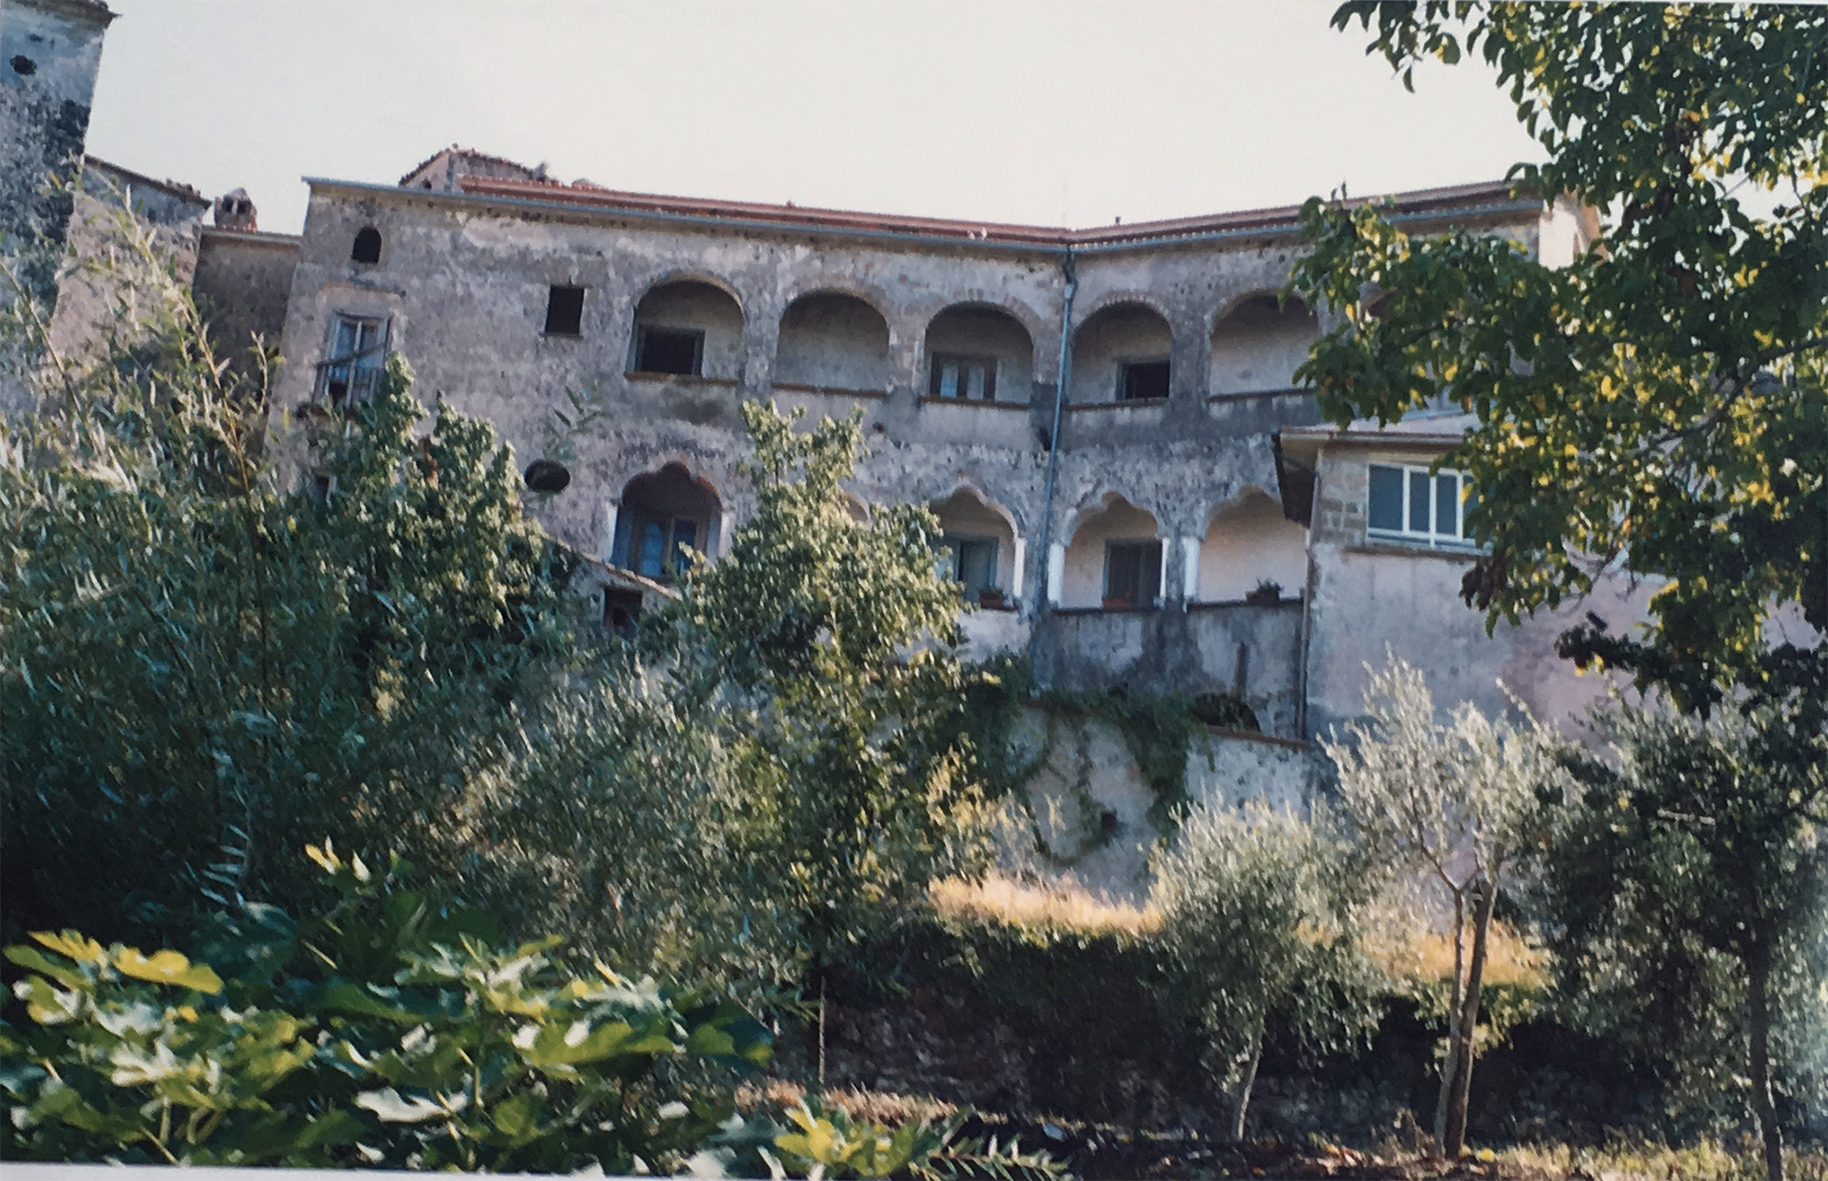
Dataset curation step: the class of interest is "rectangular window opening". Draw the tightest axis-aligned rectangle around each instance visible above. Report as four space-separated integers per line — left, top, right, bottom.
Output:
930 354 998 401
544 285 585 336
1366 462 1477 548
1103 539 1163 607
632 513 705 582
603 589 643 634
635 326 704 376
938 535 998 593
319 313 387 404
1119 359 1170 402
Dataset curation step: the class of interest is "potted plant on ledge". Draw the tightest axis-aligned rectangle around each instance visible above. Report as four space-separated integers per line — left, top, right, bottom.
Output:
1245 579 1282 606
976 584 1006 610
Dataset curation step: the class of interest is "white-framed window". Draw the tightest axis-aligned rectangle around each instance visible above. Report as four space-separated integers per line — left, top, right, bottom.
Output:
1367 462 1479 547
318 314 387 404
929 354 997 401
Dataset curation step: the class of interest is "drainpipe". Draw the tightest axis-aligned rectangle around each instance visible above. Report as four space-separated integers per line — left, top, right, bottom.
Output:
1027 249 1077 658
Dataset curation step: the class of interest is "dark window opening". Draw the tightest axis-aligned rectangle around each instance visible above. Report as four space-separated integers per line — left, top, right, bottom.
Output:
929 354 997 400
1368 465 1404 532
544 285 585 336
1119 359 1170 402
351 227 382 265
635 327 703 376
11 56 36 76
603 589 643 634
937 535 998 594
1103 539 1162 608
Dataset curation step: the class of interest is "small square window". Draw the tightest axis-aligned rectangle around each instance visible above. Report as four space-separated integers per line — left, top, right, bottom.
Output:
603 589 643 633
635 326 704 376
1103 539 1163 608
545 285 585 336
930 354 997 401
1119 359 1170 402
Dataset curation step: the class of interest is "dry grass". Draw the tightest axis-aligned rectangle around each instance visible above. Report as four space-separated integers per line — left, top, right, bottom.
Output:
929 872 1161 937
1493 1136 1828 1181
739 1078 959 1127
1363 909 1550 991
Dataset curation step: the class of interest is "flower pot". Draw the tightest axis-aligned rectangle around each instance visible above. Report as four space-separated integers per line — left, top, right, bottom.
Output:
1102 596 1133 611
977 589 1006 609
1245 590 1280 606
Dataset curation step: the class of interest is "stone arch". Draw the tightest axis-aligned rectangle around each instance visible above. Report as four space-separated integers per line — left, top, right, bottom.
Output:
609 462 725 582
1069 300 1174 405
1209 291 1318 395
1195 485 1307 603
928 484 1022 604
915 292 1051 358
772 290 892 392
921 303 1036 405
1060 492 1164 610
628 276 746 380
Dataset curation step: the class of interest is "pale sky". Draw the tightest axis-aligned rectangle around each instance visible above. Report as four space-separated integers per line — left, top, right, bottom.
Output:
84 0 1545 237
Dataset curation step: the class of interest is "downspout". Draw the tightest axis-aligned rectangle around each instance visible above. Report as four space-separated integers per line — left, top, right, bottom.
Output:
1027 248 1077 659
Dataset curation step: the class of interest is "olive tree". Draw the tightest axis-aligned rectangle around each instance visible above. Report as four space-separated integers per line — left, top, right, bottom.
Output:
1151 800 1381 1142
1324 658 1562 1159
0 208 573 945
1536 696 1828 1176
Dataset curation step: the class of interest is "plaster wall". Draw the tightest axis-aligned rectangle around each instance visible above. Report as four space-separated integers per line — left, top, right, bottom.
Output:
1197 489 1307 602
1209 295 1317 395
45 185 200 372
922 304 1035 405
929 487 1018 595
1301 444 1651 740
631 280 745 380
1036 601 1304 736
1067 302 1172 405
0 0 109 414
192 228 300 385
773 291 890 391
1060 497 1160 608
1007 705 1323 902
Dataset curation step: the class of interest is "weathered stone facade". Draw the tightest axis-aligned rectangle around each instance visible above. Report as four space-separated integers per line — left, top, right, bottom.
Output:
0 0 112 414
267 167 1585 742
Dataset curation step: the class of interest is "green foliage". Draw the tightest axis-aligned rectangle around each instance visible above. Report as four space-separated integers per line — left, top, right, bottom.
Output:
1324 658 1565 1156
1295 2 1828 706
770 1097 1063 1181
1533 697 1828 1133
1152 801 1383 1138
457 660 807 994
962 655 1259 859
0 846 773 1172
0 213 572 944
667 401 992 968
1 847 1063 1178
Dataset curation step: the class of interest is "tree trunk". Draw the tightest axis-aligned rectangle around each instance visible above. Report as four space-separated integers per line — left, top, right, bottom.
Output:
1433 887 1467 1153
1442 872 1499 1160
1747 947 1785 1181
1228 1020 1265 1143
